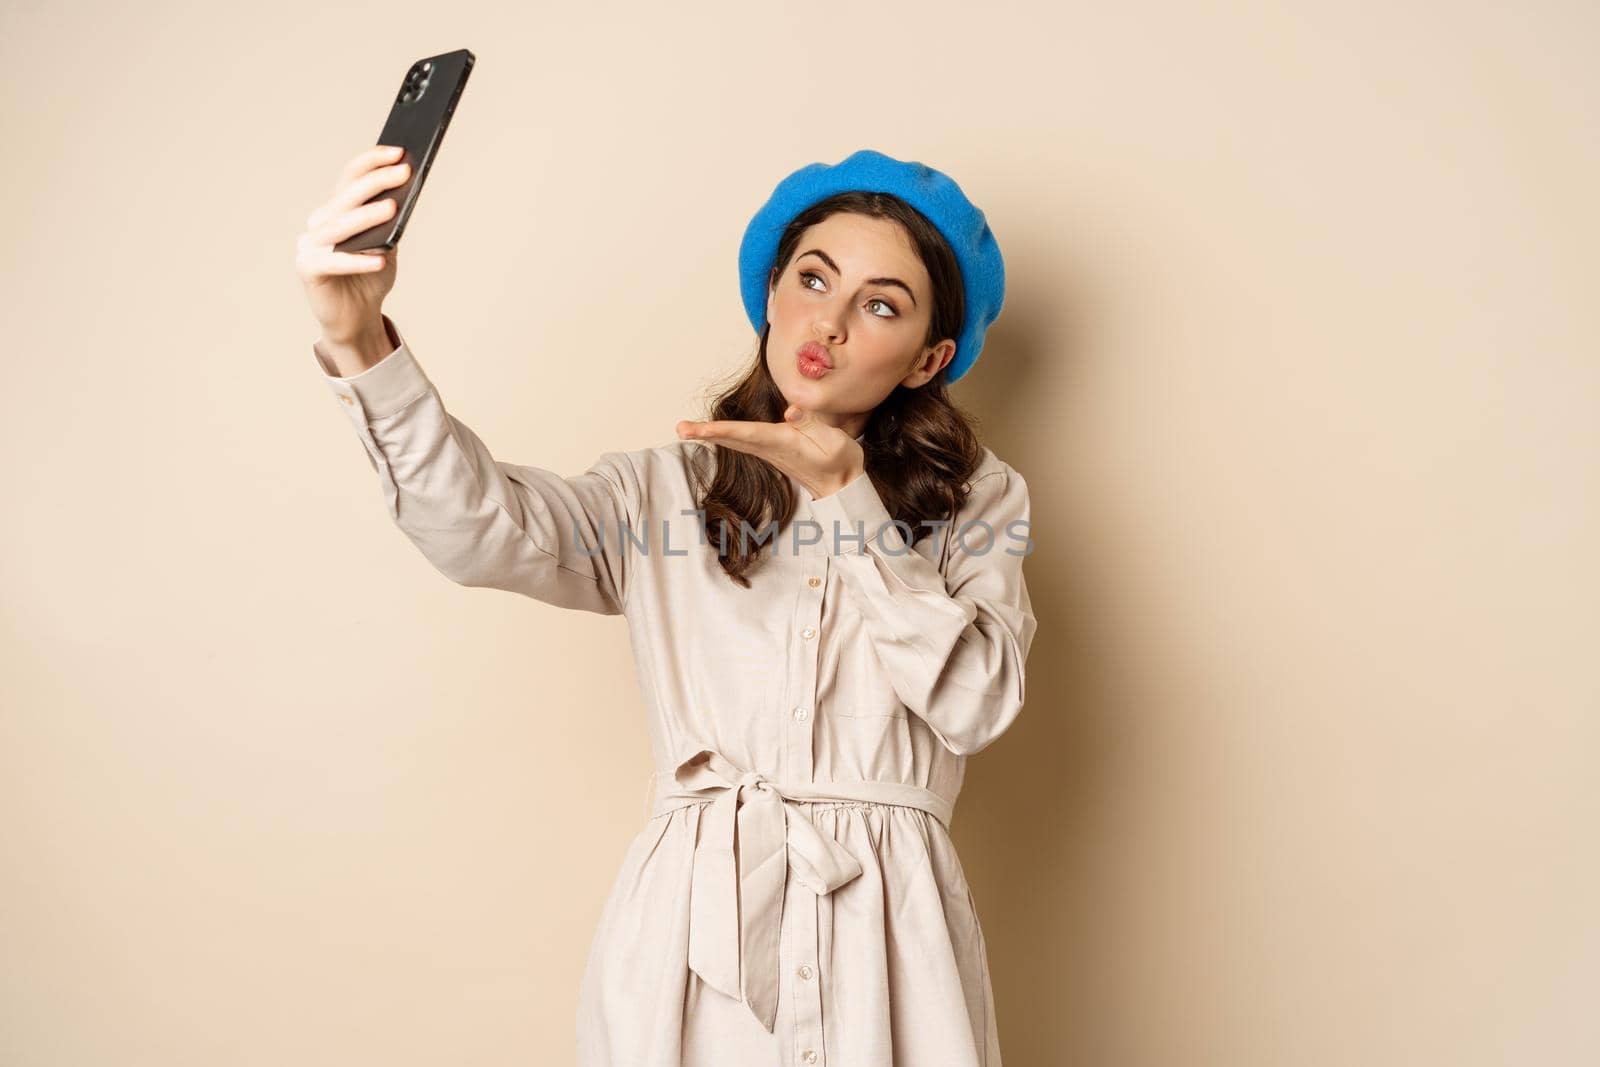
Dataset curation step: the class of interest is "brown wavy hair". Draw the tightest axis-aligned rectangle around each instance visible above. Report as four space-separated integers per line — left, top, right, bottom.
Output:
690 191 986 587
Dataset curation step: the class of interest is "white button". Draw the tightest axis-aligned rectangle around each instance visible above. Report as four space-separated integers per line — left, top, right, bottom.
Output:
797 964 813 980
801 1050 817 1064
801 626 816 639
792 707 808 722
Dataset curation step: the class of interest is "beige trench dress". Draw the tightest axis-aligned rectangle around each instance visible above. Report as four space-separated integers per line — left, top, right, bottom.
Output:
313 315 1038 1067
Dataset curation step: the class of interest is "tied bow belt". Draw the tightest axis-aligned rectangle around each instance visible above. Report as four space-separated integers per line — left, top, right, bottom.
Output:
651 747 956 1034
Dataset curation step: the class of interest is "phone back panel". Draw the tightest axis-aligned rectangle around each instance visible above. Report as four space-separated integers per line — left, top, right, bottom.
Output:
335 48 474 254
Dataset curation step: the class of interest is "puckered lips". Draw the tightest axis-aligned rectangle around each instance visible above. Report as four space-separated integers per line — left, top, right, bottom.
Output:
796 341 834 378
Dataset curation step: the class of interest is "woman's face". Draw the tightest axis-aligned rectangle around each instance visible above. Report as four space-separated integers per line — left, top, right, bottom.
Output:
764 212 955 438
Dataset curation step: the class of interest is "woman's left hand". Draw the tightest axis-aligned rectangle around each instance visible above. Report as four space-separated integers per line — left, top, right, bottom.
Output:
676 404 865 498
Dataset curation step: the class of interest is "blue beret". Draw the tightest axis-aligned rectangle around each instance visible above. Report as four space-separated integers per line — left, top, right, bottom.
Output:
738 148 1005 384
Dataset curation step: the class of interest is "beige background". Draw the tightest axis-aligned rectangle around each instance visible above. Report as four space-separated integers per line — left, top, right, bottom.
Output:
2 2 1596 1064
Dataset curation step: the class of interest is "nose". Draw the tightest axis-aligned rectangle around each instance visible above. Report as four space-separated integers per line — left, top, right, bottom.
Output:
812 314 843 345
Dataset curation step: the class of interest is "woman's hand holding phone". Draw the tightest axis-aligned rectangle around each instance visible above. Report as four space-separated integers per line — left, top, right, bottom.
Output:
295 144 411 375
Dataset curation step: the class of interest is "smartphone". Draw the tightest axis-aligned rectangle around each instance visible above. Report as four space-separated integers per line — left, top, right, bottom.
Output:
335 48 475 254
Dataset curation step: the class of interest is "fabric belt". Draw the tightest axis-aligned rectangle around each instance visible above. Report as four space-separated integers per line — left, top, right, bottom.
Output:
649 746 956 1033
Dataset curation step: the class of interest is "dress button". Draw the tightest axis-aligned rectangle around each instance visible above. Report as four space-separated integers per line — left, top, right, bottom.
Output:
338 394 354 405
801 626 816 639
807 576 821 588
801 1050 817 1064
797 964 813 980
792 706 808 722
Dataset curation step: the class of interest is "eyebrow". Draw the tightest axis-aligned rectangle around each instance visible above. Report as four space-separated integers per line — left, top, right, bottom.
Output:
796 249 918 308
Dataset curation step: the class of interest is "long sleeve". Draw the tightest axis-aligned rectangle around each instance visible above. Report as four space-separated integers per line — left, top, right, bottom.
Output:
313 315 640 616
806 463 1037 756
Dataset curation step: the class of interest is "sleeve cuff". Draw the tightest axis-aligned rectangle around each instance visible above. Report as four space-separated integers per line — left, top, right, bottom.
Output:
807 470 907 555
313 314 433 421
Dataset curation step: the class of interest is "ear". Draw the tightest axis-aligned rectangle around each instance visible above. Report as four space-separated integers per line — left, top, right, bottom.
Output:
903 339 956 388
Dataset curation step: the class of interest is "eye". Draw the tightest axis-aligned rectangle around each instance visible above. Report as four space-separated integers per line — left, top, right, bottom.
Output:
799 271 899 319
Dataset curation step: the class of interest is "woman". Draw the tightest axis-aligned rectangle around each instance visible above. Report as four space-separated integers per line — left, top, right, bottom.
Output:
296 147 1037 1066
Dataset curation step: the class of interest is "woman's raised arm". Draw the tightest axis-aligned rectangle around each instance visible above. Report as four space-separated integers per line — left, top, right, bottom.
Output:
312 317 639 616
297 146 637 616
